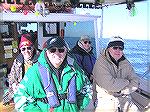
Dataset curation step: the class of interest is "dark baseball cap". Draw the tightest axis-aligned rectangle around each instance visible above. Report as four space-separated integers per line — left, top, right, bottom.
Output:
45 37 67 49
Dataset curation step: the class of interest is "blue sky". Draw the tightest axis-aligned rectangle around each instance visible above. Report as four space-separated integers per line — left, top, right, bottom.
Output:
74 1 149 40
102 1 149 40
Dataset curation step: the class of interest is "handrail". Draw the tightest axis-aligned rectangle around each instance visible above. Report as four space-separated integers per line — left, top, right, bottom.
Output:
140 64 150 78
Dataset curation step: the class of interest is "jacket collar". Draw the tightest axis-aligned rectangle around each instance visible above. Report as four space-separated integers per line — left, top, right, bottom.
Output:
104 49 125 67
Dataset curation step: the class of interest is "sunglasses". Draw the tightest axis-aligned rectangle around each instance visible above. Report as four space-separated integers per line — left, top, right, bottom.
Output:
112 46 124 51
49 48 65 53
21 46 32 51
84 41 91 44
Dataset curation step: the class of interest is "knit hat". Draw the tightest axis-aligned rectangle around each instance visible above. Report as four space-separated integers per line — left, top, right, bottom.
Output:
107 36 124 49
45 37 67 49
80 35 90 41
19 34 33 48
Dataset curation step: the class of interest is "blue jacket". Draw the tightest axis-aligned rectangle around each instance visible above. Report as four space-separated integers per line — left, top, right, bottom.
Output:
70 42 96 80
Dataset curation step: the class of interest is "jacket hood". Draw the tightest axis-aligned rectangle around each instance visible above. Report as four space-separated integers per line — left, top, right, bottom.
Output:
38 49 48 66
71 41 94 56
16 52 39 64
16 53 24 64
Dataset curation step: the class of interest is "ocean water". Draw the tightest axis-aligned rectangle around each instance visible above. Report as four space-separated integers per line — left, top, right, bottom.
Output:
65 37 150 80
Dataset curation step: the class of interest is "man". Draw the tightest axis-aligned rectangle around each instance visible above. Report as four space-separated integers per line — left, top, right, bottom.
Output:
14 37 92 112
2 34 38 110
70 35 96 83
92 36 139 112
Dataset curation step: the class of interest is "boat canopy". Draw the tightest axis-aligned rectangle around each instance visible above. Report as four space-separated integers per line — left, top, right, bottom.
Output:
0 13 100 22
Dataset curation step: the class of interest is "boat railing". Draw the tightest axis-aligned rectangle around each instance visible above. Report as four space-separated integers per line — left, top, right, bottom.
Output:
140 64 150 78
131 64 150 111
135 66 150 98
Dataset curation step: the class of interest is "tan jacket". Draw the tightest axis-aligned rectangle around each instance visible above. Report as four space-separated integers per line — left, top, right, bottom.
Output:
92 49 139 111
92 49 139 95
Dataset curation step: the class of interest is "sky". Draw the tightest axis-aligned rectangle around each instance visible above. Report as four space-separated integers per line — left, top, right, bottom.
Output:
75 1 149 40
102 1 149 40
24 1 149 40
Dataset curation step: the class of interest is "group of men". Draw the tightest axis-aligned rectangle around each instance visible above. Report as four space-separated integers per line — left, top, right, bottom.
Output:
2 34 139 112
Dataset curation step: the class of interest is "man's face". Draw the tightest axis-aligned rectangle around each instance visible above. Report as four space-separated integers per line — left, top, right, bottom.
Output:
108 46 124 61
46 47 67 68
81 39 91 50
20 46 34 61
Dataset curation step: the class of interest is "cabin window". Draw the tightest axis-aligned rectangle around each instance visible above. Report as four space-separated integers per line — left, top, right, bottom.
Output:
18 22 37 32
43 22 59 37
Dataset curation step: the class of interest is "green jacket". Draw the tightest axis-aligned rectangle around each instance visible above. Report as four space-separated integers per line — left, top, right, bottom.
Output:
14 49 92 112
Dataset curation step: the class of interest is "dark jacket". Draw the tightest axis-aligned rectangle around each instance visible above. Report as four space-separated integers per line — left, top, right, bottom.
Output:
70 42 96 81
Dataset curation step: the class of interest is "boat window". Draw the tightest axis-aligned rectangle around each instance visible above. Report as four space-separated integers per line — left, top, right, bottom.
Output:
18 22 37 33
64 21 97 56
17 22 38 49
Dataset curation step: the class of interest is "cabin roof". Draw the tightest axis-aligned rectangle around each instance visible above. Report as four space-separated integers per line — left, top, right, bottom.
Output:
0 13 100 22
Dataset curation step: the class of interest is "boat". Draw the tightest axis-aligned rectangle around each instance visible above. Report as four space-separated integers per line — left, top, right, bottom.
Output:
0 0 149 112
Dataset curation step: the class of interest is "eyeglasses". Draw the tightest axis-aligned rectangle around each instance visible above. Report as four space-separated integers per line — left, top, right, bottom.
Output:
49 48 65 53
112 46 124 51
21 46 32 51
84 41 91 44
